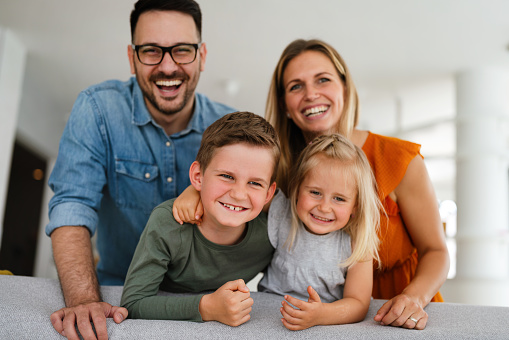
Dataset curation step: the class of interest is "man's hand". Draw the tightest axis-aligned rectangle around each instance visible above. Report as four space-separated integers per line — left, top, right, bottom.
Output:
199 279 252 326
280 286 324 330
50 302 128 340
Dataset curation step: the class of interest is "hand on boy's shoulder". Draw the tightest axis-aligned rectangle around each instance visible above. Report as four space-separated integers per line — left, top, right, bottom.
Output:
199 279 253 327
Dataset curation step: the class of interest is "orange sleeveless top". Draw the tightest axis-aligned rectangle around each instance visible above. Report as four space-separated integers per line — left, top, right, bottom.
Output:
362 132 443 302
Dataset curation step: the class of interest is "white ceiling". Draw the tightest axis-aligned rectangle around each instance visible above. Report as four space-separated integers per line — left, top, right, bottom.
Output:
1 0 509 120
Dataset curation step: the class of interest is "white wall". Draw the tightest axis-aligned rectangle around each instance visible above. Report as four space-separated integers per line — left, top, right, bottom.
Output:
0 28 26 245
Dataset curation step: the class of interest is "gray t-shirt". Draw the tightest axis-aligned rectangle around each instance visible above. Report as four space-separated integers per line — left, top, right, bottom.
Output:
258 190 351 302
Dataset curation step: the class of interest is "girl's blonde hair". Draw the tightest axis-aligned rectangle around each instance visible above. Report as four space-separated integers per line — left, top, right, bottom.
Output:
265 39 359 196
286 134 381 268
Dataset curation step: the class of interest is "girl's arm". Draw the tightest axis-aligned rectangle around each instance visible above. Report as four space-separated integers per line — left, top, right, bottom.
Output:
374 155 450 330
280 259 372 330
172 185 203 225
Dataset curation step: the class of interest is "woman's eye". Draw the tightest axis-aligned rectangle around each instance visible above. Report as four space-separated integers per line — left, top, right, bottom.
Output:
318 77 330 84
289 84 302 92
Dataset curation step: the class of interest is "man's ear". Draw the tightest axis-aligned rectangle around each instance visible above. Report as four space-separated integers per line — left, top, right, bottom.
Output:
127 44 136 75
198 42 207 72
189 161 203 191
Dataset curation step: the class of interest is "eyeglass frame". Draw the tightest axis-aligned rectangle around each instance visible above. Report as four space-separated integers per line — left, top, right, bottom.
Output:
131 43 201 66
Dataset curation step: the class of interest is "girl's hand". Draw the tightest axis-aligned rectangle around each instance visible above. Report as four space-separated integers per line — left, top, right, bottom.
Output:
374 293 428 330
280 286 324 330
172 185 203 225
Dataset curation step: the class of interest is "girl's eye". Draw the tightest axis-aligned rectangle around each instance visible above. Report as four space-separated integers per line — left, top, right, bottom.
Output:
310 190 321 196
333 196 345 202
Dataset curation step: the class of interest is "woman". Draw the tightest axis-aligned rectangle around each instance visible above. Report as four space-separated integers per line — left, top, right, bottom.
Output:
265 39 449 330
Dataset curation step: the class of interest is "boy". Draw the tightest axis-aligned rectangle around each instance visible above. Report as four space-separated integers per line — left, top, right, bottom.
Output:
120 111 280 326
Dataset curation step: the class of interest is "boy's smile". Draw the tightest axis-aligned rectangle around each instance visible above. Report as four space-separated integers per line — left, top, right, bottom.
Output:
190 143 276 245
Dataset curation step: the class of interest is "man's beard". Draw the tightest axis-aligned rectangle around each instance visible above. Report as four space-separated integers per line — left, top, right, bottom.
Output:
140 70 198 116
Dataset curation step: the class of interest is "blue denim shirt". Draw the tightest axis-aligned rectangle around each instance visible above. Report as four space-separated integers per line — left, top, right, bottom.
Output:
46 77 235 285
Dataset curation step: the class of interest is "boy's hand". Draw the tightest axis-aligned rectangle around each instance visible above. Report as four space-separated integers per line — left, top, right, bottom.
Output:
199 279 253 327
280 286 324 330
172 185 203 225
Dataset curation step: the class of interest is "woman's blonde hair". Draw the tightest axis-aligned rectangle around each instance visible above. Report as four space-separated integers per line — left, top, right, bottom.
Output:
265 39 359 195
286 134 381 268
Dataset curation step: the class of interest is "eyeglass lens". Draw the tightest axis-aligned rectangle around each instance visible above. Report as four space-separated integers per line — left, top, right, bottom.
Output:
137 44 197 65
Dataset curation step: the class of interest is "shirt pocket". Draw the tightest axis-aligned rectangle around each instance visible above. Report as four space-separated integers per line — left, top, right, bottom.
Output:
114 159 160 214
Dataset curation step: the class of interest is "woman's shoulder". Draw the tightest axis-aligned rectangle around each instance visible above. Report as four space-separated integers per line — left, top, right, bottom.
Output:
362 131 421 157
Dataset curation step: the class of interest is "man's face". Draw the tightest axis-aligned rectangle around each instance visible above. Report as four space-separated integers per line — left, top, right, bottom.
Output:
128 10 206 119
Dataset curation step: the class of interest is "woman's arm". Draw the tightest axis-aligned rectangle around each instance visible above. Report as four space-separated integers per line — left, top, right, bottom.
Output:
280 259 373 330
374 155 450 330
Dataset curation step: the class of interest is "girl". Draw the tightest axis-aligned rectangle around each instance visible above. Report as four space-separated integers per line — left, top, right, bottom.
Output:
173 133 381 330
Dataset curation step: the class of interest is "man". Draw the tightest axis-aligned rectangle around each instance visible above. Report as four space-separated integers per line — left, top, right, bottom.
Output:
47 0 234 338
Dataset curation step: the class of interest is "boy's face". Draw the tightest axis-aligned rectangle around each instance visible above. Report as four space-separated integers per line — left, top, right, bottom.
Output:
190 143 276 230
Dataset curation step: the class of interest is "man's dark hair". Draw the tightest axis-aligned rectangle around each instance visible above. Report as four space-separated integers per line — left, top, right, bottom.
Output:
130 0 202 42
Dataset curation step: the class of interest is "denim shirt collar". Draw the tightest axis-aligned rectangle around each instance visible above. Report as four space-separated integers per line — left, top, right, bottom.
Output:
130 79 203 137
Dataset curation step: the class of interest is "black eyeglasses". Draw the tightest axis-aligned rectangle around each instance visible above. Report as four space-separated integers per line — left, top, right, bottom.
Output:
131 43 200 65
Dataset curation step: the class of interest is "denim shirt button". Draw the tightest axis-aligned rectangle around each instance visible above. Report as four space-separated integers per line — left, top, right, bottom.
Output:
145 173 151 179
166 141 171 147
167 177 173 183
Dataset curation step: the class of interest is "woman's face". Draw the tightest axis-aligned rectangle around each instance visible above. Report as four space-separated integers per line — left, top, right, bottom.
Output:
283 50 346 141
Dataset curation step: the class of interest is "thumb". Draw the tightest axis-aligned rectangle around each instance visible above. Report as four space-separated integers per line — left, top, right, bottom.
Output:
307 286 321 303
195 201 204 221
105 305 128 323
224 279 249 293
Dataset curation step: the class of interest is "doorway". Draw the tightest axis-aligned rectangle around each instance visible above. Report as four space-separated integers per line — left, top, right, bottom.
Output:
0 140 47 276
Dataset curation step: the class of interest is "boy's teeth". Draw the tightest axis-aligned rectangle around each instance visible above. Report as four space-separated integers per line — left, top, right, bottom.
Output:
304 106 327 117
223 203 243 211
156 80 183 86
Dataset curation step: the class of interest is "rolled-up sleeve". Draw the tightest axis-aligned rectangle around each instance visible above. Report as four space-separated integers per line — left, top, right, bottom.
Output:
46 90 108 236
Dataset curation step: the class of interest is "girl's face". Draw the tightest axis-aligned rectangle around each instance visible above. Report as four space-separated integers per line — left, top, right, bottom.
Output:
283 50 346 142
296 155 356 235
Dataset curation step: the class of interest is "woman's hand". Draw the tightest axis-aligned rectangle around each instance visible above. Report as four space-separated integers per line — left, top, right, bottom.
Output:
374 293 428 330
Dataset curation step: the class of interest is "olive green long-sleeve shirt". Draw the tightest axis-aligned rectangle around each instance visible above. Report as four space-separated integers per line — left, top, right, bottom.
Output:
120 198 274 321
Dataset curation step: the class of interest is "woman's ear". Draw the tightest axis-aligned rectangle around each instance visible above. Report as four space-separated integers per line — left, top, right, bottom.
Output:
189 161 203 191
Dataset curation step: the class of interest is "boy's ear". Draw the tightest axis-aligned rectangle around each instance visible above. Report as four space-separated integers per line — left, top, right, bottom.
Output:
264 182 277 205
189 161 203 191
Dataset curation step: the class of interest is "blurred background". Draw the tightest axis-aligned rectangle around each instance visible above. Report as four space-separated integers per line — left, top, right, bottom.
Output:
1 0 509 306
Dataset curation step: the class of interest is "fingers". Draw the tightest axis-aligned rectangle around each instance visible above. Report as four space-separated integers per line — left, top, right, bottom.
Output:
172 205 184 225
307 286 321 303
223 279 250 293
376 294 428 330
195 201 204 223
110 306 128 324
50 309 65 336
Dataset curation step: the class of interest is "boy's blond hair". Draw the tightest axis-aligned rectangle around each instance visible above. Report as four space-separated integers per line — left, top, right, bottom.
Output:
196 111 281 182
286 133 381 268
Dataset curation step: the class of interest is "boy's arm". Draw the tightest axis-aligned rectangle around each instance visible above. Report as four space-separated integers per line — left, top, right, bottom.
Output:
280 259 373 330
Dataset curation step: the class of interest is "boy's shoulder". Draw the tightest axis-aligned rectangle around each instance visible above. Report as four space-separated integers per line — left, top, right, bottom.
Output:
146 198 194 234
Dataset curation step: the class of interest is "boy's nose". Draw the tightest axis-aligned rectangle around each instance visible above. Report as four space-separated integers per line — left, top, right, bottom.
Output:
230 184 247 200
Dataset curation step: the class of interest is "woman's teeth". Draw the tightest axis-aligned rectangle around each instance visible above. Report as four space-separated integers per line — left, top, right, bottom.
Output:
304 106 328 117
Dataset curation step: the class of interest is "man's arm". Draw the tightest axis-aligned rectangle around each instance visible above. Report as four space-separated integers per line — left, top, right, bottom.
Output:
50 226 127 340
